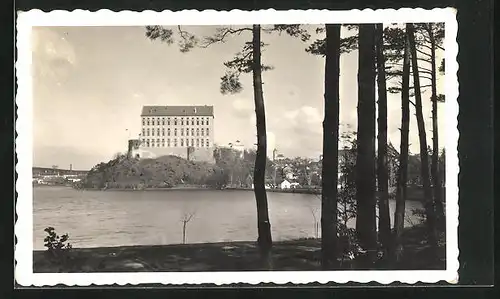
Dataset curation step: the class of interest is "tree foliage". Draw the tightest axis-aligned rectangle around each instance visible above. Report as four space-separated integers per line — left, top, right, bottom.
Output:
219 41 273 94
145 25 174 44
305 25 359 57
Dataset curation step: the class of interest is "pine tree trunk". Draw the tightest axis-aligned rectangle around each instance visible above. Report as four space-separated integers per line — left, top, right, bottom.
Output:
393 32 411 263
252 24 273 269
427 24 445 229
356 24 378 264
375 23 391 255
321 24 341 270
406 23 438 248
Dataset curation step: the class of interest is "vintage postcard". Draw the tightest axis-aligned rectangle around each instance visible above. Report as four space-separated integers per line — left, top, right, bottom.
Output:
15 8 459 286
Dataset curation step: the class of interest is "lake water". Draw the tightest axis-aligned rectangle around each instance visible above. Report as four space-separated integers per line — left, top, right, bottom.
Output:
33 186 423 250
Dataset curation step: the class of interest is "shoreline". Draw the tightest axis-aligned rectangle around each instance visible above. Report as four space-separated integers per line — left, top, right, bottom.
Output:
37 185 438 202
69 186 322 195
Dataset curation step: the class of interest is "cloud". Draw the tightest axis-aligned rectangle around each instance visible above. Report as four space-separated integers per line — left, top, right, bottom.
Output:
31 26 445 168
272 106 324 158
249 114 257 126
33 28 76 85
283 106 323 134
232 98 254 118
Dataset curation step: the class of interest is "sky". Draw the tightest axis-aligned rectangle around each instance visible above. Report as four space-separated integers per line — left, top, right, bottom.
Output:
32 25 446 170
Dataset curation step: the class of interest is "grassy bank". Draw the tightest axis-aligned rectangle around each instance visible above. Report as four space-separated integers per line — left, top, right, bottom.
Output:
34 225 445 272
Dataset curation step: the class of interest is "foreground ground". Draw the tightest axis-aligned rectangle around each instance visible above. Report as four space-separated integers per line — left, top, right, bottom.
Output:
34 225 445 272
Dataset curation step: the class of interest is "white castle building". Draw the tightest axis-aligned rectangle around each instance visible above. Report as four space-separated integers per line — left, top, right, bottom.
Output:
129 105 215 163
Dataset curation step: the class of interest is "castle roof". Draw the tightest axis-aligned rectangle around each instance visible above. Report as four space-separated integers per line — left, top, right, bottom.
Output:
141 105 214 117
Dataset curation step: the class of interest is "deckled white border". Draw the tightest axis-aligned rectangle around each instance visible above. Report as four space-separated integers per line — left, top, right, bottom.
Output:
15 8 459 286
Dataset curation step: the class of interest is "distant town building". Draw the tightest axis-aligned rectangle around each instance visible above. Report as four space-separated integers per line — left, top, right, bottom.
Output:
32 167 88 177
227 140 245 158
131 105 215 163
273 148 285 162
32 167 87 185
280 179 291 189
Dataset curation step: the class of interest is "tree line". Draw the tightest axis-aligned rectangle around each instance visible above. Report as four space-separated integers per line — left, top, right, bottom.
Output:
145 22 446 269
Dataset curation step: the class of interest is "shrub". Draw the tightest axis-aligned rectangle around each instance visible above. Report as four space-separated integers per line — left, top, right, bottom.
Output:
44 227 72 258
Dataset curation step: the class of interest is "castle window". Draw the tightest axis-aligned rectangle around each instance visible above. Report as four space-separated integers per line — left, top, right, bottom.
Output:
174 128 177 136
147 118 150 126
206 128 210 136
201 139 204 147
152 129 155 136
162 118 165 125
201 119 204 126
161 139 165 147
167 118 170 125
196 118 199 125
157 118 160 125
146 128 150 136
181 118 184 125
174 118 178 126
167 139 171 147
142 128 145 136
162 128 165 136
180 139 184 147
196 128 199 136
157 138 160 146
191 118 194 125
142 118 145 126
191 128 194 136
157 128 160 136
181 128 184 136
186 129 189 136
191 139 194 147
174 139 178 147
151 139 155 147
167 128 171 136
206 139 210 147
196 139 200 147
146 139 150 147
206 118 210 125
201 128 204 136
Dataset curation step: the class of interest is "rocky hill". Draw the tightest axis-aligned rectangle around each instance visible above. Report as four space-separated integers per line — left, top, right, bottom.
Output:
79 154 227 190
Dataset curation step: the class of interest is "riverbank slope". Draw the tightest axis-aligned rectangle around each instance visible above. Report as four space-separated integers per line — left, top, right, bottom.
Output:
34 225 445 272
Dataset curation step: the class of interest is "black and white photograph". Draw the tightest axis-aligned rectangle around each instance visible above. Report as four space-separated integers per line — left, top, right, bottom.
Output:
15 9 459 285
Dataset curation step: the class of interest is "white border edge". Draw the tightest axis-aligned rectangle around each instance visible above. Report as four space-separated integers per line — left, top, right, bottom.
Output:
15 7 459 286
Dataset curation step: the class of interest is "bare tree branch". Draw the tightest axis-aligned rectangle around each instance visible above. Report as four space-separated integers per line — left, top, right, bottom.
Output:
386 63 434 77
417 57 432 64
416 48 432 58
418 43 433 51
436 44 445 51
263 24 311 42
386 62 433 73
176 25 199 53
200 27 253 48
